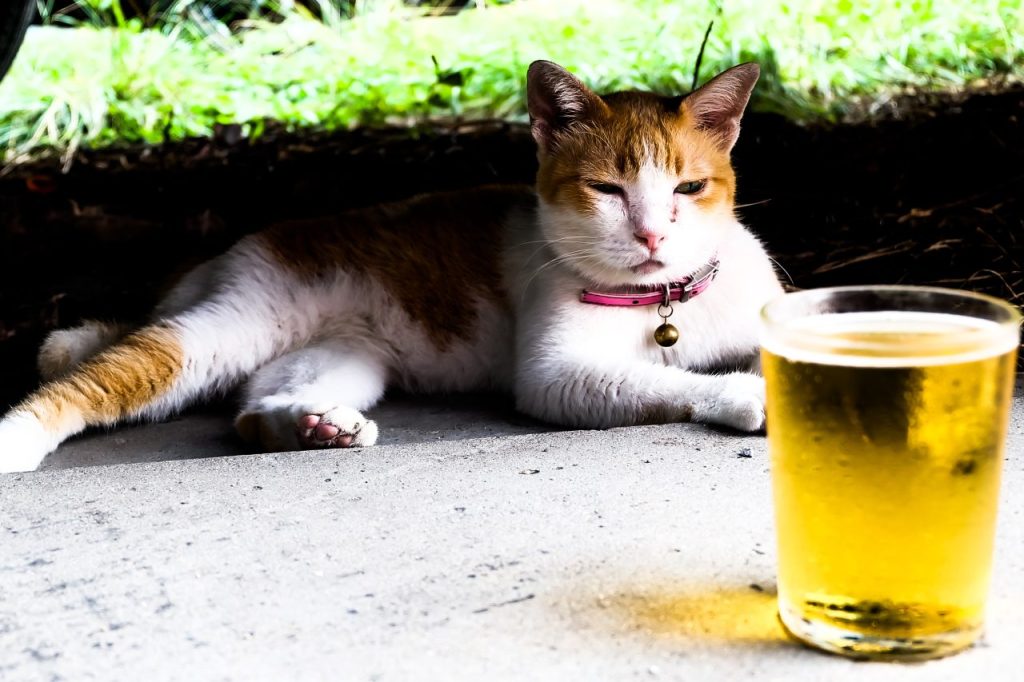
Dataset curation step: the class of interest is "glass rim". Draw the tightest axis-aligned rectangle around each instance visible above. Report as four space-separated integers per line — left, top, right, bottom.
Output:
760 285 1022 366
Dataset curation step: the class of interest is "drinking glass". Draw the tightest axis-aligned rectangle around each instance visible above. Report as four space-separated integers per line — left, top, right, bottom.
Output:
761 286 1021 660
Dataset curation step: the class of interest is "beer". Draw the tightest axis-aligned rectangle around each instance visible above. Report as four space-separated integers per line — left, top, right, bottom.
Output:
762 305 1019 660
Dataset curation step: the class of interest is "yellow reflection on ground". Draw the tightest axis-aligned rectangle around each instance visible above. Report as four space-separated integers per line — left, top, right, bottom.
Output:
608 584 792 646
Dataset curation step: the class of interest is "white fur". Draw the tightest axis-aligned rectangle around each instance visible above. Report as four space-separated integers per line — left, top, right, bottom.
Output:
0 411 63 473
509 199 780 429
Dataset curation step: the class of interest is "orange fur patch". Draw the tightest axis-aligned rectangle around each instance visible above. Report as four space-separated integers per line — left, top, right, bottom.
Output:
260 185 534 351
537 92 737 215
21 324 183 431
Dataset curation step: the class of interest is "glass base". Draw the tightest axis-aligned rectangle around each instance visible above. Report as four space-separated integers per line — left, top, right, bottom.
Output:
778 603 981 661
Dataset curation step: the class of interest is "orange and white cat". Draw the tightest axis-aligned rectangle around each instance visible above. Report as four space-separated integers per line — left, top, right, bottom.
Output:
0 60 782 472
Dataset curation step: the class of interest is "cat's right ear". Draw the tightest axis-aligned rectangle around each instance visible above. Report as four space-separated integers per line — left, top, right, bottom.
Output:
527 60 604 153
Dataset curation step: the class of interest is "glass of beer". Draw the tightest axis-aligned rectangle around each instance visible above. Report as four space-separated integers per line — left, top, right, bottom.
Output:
760 286 1020 660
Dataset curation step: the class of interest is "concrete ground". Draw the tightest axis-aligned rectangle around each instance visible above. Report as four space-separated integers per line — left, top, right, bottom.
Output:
1 384 1022 681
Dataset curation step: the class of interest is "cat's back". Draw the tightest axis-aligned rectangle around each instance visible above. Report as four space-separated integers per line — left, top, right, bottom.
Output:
257 184 536 283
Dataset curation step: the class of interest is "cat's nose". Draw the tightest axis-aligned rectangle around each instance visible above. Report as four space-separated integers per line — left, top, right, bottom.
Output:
634 230 665 253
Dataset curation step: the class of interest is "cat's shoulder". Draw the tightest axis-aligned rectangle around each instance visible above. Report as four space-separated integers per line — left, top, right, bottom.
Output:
721 221 782 283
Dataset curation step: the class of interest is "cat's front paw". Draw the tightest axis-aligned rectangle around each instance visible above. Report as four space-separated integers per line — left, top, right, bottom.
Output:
235 403 378 452
296 407 378 449
703 373 766 432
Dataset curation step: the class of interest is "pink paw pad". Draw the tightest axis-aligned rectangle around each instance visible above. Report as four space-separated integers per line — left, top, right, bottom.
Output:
296 413 356 449
315 422 339 441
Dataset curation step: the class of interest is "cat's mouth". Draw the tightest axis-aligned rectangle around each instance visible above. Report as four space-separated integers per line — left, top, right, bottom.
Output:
630 258 665 275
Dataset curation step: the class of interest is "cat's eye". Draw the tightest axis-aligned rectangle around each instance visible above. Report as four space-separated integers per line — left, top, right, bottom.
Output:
675 180 706 195
588 182 624 195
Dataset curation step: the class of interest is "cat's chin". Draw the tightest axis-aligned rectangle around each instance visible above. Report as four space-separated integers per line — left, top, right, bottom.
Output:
619 257 715 287
629 259 665 276
570 255 706 289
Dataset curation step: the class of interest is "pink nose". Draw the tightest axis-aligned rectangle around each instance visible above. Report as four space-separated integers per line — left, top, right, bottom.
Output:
634 231 665 253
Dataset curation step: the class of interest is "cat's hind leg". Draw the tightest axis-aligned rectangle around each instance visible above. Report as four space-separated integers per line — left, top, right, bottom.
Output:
0 245 323 472
37 320 132 380
235 341 386 452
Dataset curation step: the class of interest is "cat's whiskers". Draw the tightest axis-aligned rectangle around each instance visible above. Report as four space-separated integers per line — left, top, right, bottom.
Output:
515 236 603 248
521 237 602 266
521 249 599 297
768 256 795 285
733 199 772 210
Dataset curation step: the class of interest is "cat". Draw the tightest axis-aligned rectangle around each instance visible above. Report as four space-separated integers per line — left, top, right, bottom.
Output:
0 60 783 473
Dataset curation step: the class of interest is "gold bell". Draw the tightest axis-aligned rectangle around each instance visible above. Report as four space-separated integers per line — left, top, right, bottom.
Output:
654 322 679 347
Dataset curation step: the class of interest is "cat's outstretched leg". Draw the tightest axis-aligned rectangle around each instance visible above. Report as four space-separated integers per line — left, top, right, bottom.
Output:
1 321 194 472
0 251 318 471
0 308 291 472
235 341 386 452
516 357 765 432
513 302 767 432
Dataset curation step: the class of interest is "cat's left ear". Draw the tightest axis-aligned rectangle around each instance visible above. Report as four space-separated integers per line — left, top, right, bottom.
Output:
681 62 760 152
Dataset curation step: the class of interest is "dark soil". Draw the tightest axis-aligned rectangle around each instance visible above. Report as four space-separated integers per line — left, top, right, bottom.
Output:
1 88 1022 408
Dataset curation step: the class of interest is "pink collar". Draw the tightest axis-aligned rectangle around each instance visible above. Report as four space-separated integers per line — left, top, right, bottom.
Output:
579 259 720 307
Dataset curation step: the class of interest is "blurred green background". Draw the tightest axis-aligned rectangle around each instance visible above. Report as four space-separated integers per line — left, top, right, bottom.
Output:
1 0 1022 163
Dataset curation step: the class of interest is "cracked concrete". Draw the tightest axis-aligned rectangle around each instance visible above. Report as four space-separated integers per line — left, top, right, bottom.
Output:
0 383 1021 680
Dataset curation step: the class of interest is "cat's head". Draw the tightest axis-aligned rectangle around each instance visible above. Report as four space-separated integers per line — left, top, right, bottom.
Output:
527 61 759 287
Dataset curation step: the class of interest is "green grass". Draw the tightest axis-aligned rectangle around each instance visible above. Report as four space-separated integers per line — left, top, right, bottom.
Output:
2 0 1023 163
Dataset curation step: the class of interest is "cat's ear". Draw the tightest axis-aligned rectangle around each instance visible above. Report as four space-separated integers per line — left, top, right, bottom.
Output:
681 62 760 152
527 60 605 152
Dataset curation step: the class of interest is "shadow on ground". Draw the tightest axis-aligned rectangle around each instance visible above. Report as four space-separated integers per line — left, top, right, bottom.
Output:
40 392 555 470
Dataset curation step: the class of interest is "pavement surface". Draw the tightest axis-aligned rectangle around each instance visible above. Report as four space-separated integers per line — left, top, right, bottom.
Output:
1 383 1022 681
